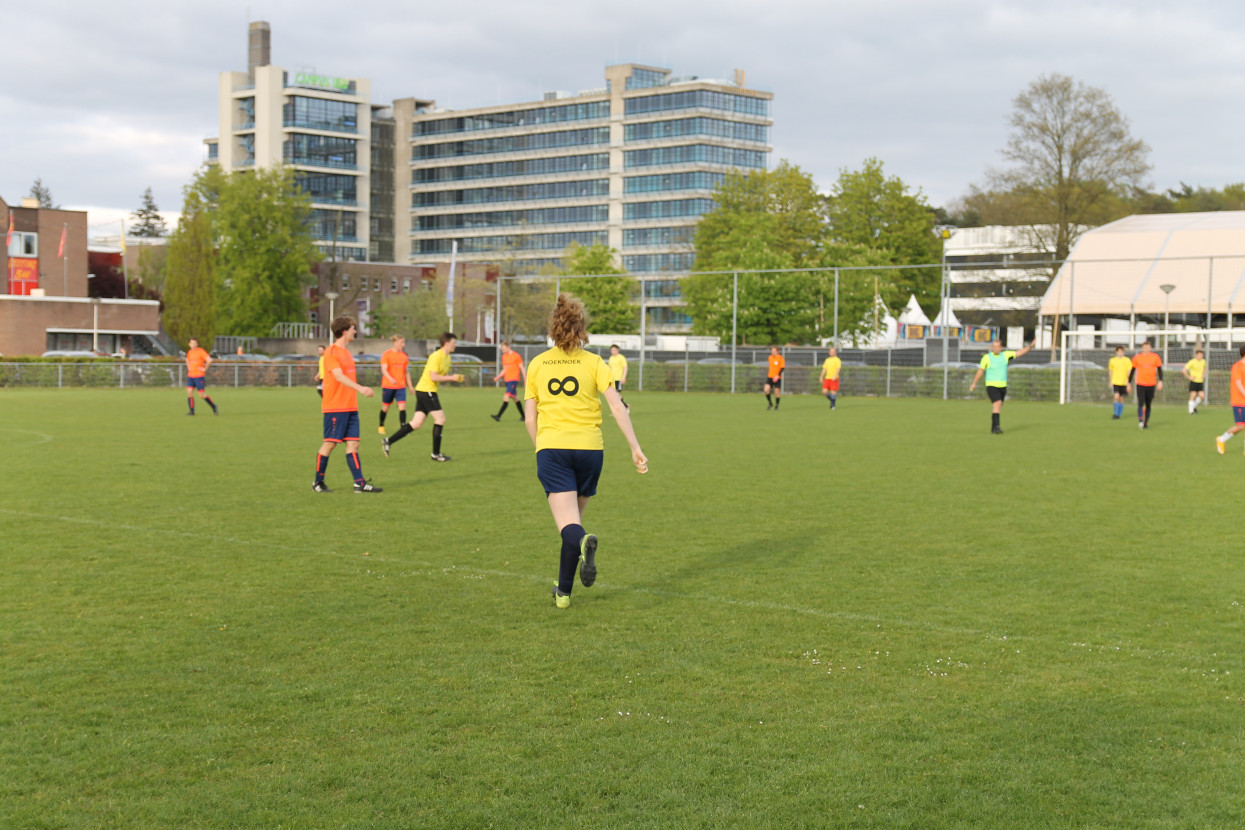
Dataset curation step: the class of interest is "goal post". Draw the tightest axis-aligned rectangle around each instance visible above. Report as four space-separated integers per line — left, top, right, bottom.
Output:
1059 328 1240 405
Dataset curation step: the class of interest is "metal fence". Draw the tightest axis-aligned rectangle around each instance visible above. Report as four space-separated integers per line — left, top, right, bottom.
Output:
0 348 1075 402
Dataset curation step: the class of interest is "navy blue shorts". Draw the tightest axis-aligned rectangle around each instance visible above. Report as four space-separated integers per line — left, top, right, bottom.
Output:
536 448 603 497
186 377 206 391
323 411 361 443
382 388 406 404
1234 406 1245 425
505 380 519 397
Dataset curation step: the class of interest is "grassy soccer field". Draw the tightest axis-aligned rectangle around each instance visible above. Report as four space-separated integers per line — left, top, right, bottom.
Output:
2 386 1243 828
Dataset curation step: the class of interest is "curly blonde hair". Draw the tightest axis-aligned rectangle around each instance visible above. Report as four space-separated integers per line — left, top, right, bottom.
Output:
548 293 589 353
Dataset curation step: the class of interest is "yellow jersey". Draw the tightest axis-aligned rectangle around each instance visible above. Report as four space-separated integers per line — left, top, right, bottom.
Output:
822 356 842 380
608 353 628 383
1108 355 1132 386
415 348 453 393
1185 358 1206 384
525 347 613 451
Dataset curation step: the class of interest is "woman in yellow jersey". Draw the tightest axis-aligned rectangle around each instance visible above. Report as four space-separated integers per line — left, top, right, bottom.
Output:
526 294 647 609
1184 348 1207 414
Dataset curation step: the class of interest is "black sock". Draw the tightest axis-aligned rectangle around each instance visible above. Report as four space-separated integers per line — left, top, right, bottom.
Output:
558 524 586 595
992 412 1000 429
766 393 772 405
399 409 407 426
775 397 781 409
389 422 414 444
379 409 387 427
204 396 215 409
432 424 443 455
515 400 525 419
497 401 509 417
187 397 194 413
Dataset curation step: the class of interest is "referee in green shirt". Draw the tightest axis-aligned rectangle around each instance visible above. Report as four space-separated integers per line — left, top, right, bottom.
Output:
969 339 1036 434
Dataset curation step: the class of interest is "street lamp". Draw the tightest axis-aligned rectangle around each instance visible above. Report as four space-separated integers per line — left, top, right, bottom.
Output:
90 297 101 353
324 291 339 341
933 224 957 400
1160 283 1176 366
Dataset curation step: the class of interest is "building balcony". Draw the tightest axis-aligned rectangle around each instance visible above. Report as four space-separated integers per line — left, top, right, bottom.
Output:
286 157 359 171
283 119 358 135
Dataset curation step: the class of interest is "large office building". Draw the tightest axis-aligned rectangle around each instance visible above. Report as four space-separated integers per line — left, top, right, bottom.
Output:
396 64 772 330
205 22 407 264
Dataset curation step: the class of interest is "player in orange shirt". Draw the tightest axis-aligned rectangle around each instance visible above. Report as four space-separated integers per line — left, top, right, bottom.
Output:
764 345 785 410
183 337 218 416
1129 340 1163 429
378 335 414 436
1215 345 1245 454
491 341 527 422
314 316 381 493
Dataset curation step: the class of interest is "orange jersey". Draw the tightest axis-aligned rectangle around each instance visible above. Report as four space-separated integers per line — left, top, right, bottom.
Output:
380 348 409 390
185 347 210 378
1232 360 1245 407
501 350 524 382
767 353 786 379
1131 351 1162 387
321 344 358 413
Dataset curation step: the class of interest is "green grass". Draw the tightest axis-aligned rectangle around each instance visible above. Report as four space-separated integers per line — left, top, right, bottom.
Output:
3 387 1244 828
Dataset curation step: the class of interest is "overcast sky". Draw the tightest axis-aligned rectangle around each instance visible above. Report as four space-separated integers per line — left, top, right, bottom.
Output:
4 0 1243 236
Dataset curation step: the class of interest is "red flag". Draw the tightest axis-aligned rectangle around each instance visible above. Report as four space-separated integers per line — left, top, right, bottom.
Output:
58 225 66 258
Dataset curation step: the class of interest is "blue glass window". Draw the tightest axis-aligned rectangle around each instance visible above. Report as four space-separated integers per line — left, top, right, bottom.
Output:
284 134 358 170
283 96 358 133
295 173 358 206
625 90 769 117
415 205 609 230
625 145 767 169
413 154 609 183
624 172 728 194
413 180 608 206
623 226 695 247
415 101 610 135
624 199 716 221
626 68 670 90
623 253 696 273
415 127 609 159
417 231 607 254
625 118 768 143
308 210 357 242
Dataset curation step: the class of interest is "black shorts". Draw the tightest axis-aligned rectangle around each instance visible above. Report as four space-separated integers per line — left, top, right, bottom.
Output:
1113 384 1128 396
1189 381 1204 392
414 390 442 414
766 377 782 389
1137 385 1157 406
536 448 603 497
987 386 1007 403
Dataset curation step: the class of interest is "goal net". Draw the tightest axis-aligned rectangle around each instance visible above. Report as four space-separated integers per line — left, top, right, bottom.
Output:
1059 328 1241 405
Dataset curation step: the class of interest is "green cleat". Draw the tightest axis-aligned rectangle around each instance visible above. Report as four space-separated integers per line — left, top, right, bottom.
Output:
552 583 570 609
578 533 598 587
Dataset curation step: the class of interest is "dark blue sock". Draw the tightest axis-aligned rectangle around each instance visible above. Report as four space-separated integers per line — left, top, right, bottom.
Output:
315 453 329 483
558 524 586 595
346 451 363 484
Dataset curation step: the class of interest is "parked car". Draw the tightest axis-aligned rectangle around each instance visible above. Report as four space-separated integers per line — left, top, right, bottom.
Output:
696 357 746 365
42 350 106 358
273 353 318 362
353 353 382 363
451 354 484 363
215 353 273 362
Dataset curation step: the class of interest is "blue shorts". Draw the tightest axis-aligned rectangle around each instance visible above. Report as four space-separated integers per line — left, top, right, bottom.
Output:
382 388 406 404
1234 406 1245 425
505 380 519 397
323 411 361 443
186 377 205 391
536 448 603 497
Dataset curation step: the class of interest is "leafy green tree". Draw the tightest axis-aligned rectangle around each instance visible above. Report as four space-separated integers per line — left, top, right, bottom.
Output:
499 279 556 343
826 157 942 314
371 274 453 340
178 166 319 336
559 243 638 333
130 187 168 237
164 187 217 350
1166 182 1245 213
28 178 57 209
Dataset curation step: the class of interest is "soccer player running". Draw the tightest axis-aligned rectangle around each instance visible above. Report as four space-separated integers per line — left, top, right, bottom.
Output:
1108 345 1131 419
378 335 415 435
491 341 526 422
818 346 842 410
969 339 1036 434
1215 346 1245 454
764 345 785 410
383 332 463 461
608 344 630 411
184 338 218 416
1184 348 1207 415
314 316 381 493
1130 340 1163 429
526 294 646 609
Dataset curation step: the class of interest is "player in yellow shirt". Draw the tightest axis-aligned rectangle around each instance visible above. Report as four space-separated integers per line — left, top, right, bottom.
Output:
608 344 630 411
315 344 326 398
526 294 646 609
491 341 527 422
1107 345 1132 419
378 335 415 435
1184 349 1207 415
818 346 842 410
382 332 463 461
183 337 218 416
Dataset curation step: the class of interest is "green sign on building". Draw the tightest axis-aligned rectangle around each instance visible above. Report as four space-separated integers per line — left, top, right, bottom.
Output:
294 73 351 92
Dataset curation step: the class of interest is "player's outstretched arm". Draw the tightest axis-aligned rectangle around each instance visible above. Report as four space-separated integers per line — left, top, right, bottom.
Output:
969 367 985 391
1015 340 1037 358
603 386 646 473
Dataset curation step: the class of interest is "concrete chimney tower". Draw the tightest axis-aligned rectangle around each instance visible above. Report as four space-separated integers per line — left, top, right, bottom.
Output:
247 21 271 81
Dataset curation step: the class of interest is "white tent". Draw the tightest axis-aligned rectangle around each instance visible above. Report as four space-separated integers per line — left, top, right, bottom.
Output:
932 304 960 328
1040 211 1245 319
897 294 932 326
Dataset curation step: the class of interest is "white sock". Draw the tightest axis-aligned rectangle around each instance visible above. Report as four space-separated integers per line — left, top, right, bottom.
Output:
1221 432 1234 443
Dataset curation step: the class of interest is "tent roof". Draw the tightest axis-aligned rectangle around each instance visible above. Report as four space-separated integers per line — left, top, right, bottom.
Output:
1039 211 1245 317
932 305 960 327
897 294 932 325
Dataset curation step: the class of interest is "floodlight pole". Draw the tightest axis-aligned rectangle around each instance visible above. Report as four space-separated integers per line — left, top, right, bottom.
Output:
933 225 956 400
1160 283 1176 366
833 268 839 344
731 271 738 394
325 291 339 341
